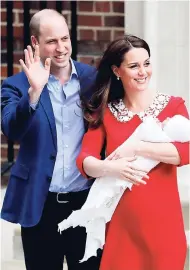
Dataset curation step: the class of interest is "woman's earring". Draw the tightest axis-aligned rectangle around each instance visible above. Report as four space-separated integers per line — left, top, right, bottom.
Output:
117 76 120 80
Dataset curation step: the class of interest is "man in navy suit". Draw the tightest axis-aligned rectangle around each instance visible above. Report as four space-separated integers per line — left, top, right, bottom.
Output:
1 9 101 270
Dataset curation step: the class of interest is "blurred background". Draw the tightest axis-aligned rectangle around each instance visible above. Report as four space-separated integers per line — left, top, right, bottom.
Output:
1 1 189 269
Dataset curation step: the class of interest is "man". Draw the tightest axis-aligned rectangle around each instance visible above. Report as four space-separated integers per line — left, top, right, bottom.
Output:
1 9 102 270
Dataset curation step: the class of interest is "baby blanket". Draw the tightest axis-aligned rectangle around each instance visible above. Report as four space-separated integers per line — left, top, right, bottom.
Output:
58 115 190 262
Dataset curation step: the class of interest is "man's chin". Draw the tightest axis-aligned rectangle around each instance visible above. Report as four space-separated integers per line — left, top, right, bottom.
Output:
52 61 70 69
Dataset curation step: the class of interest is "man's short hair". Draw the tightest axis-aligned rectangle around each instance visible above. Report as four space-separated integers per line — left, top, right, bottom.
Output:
29 9 66 39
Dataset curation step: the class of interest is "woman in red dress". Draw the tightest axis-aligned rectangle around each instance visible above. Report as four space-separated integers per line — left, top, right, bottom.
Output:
77 34 189 270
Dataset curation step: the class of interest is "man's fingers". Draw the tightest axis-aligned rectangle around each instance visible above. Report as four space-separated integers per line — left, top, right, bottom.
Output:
44 58 51 71
34 45 40 62
27 45 34 63
24 49 30 67
19 59 29 76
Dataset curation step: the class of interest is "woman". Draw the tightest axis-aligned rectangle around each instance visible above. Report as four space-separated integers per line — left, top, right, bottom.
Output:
77 35 189 270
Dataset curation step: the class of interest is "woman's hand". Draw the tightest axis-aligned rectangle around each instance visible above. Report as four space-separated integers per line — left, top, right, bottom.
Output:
107 137 141 160
104 157 149 186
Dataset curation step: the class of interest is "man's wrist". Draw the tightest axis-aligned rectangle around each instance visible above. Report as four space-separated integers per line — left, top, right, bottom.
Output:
28 87 41 103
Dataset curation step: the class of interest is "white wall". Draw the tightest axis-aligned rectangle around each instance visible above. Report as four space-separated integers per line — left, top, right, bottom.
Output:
124 0 190 203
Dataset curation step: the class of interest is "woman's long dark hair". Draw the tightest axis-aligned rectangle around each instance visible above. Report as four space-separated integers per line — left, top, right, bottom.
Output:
82 34 151 129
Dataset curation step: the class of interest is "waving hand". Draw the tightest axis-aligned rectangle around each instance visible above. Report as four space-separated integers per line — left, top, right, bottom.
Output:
19 45 51 103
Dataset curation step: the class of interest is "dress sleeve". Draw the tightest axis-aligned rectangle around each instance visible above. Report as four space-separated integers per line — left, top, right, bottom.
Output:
171 98 190 166
76 124 106 177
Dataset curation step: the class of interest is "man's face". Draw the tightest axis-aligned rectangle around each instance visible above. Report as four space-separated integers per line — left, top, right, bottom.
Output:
33 16 72 73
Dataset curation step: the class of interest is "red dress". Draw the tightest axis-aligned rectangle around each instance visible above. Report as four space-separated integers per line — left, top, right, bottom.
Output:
77 94 189 270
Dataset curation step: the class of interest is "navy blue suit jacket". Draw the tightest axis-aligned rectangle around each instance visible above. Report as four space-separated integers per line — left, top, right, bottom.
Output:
1 61 97 227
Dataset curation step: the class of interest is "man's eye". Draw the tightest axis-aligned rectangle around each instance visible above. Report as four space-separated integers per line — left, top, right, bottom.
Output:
144 62 150 66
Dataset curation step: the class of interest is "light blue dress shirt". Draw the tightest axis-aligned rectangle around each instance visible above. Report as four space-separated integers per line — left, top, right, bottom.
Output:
31 60 91 192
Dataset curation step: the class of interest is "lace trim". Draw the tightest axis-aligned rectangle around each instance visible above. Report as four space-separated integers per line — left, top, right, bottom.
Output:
108 93 170 122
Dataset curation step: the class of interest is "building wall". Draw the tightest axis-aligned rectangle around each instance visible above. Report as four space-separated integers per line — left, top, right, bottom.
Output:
1 0 125 163
125 0 189 106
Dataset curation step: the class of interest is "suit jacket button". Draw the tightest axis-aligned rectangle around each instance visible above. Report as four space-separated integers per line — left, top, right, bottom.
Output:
47 177 52 182
50 154 56 160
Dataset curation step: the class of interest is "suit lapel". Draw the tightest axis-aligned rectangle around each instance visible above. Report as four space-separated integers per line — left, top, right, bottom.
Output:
74 61 96 99
40 86 57 151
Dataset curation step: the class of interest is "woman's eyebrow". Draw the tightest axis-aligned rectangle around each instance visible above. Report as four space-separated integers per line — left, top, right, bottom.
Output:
127 58 150 66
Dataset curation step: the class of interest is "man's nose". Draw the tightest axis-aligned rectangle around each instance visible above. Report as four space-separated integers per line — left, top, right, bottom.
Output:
56 41 65 52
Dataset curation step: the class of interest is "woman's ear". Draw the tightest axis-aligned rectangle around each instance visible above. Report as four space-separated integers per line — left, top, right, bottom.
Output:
111 65 120 79
31 36 39 49
111 65 119 77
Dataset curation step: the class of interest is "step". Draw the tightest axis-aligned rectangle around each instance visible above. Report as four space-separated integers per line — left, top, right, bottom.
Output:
1 260 68 270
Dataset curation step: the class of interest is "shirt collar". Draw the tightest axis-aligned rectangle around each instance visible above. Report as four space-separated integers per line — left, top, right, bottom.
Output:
70 59 78 78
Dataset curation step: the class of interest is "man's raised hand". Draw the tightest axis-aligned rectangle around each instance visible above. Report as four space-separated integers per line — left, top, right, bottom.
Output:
19 45 51 103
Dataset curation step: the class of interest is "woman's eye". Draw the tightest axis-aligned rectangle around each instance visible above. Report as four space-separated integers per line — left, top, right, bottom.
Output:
144 62 150 66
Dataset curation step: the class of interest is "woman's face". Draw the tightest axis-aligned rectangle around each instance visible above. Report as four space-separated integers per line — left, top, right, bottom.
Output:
113 48 152 93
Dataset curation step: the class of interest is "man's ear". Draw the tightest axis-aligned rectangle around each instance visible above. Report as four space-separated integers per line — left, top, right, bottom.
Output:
31 35 39 49
111 65 119 78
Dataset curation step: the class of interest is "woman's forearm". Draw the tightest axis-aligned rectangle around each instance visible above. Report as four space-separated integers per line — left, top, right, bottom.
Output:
136 142 180 165
83 156 110 178
83 155 150 185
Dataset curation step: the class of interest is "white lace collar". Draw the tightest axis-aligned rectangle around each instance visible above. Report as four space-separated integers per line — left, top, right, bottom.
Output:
108 93 170 122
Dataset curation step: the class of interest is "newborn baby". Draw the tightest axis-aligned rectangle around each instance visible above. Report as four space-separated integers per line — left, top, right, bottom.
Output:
58 115 190 262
